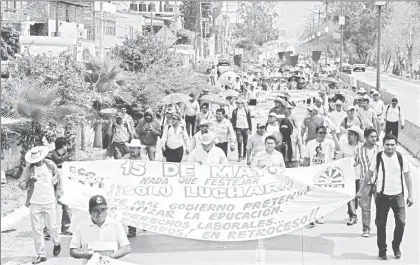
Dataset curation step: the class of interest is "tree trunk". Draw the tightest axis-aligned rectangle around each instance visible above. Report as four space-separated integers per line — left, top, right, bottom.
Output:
407 45 414 79
384 55 392 72
80 120 86 151
93 121 103 148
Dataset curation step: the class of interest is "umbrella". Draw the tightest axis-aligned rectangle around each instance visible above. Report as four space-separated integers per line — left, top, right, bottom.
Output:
200 94 230 106
321 77 339 84
160 93 191 105
100 108 118 117
219 71 238 87
222 90 239 98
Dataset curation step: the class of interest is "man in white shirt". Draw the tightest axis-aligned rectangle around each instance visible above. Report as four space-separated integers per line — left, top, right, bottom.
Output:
328 100 347 136
357 134 413 260
70 195 131 264
384 98 405 139
303 125 339 226
246 124 268 166
370 91 385 123
185 93 200 137
161 113 189 162
187 133 228 165
18 146 63 264
358 96 377 131
211 108 235 156
190 119 218 150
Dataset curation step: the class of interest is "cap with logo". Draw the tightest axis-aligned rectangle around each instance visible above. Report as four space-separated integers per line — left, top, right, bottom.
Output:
89 195 107 212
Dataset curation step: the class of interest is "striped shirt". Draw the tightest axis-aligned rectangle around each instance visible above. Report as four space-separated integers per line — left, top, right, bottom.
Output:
353 143 382 183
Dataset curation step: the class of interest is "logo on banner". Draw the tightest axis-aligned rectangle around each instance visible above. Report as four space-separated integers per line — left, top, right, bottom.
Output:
313 165 345 188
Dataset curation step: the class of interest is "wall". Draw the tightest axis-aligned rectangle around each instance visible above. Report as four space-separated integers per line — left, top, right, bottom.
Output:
340 73 420 159
116 12 146 39
20 35 77 56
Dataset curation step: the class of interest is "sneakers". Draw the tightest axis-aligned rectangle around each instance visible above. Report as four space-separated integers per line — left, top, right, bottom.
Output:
53 244 61 256
392 246 402 259
32 257 47 264
346 218 358 226
362 227 370 237
237 157 242 162
61 227 72 236
315 217 324 224
378 250 387 260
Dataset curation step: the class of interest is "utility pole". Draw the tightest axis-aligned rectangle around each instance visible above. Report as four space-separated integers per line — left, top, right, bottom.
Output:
339 0 343 74
55 2 59 36
99 1 104 59
92 2 96 41
325 1 328 65
318 10 320 50
199 1 204 58
376 2 384 90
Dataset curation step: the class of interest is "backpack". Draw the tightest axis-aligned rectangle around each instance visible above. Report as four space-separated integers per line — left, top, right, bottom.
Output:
370 151 404 196
111 121 131 142
29 159 59 190
385 105 400 118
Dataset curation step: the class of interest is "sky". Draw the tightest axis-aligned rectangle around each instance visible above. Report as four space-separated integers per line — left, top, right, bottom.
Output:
275 1 323 44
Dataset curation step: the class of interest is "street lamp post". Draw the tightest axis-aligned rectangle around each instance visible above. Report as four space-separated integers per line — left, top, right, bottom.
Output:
325 26 328 65
339 0 344 75
375 1 386 91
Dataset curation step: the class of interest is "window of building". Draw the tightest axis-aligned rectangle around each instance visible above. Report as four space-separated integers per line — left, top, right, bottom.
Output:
65 5 70 22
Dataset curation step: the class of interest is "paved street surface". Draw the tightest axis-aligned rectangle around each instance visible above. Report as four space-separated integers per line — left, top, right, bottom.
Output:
352 70 420 125
2 101 419 265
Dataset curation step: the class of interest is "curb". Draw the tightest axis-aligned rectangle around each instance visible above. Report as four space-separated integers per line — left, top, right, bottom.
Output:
1 206 29 232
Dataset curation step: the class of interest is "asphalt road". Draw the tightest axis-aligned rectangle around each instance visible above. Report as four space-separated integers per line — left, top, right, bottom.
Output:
351 70 420 126
2 101 419 265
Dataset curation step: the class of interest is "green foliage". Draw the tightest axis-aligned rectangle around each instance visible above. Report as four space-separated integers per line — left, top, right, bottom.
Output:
1 25 20 60
180 1 200 32
234 2 279 48
112 34 182 73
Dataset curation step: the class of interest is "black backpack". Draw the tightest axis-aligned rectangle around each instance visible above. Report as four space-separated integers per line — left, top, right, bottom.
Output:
370 151 404 196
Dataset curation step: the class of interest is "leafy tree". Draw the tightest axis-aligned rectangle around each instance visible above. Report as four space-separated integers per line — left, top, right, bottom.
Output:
234 2 279 49
1 26 20 60
112 35 182 73
179 1 200 32
383 2 420 78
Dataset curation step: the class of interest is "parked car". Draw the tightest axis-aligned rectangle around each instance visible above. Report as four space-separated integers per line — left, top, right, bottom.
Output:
217 54 230 66
341 63 352 74
352 62 366 72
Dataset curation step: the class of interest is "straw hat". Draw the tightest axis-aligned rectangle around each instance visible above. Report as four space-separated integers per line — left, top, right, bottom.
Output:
125 139 145 148
347 126 365 141
307 105 319 112
201 133 217 145
199 119 211 126
236 97 246 104
25 146 50 164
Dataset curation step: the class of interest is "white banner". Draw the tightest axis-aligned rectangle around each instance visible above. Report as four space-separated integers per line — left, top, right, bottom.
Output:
87 253 133 265
62 158 355 241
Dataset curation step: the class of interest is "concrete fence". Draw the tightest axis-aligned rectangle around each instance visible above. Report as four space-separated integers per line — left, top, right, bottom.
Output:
340 73 420 159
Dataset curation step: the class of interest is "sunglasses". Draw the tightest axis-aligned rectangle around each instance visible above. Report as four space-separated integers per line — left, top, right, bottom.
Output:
318 131 327 135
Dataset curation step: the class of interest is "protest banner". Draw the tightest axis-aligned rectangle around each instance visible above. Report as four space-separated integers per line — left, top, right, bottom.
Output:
62 158 355 241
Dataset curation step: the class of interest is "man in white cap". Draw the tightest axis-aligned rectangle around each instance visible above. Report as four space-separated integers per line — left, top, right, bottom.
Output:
187 133 228 165
301 105 325 144
18 146 63 264
190 119 218 150
108 112 133 159
370 91 385 132
341 105 363 131
266 112 279 135
313 96 328 117
328 100 347 137
212 108 235 156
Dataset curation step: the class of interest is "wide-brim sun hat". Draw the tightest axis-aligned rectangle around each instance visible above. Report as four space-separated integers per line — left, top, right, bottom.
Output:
347 126 365 141
199 119 211 126
307 105 319 112
201 132 216 145
125 139 145 148
25 146 50 164
236 97 246 104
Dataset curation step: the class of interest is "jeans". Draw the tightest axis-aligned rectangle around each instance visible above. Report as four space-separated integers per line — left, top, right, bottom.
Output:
361 184 377 229
210 76 216 86
385 121 399 139
376 193 406 252
145 145 156 161
30 203 61 257
347 179 361 219
215 142 228 156
285 161 299 168
236 128 249 158
185 115 196 137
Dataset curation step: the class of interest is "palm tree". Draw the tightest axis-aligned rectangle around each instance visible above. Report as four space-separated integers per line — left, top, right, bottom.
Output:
2 78 82 173
84 56 135 149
